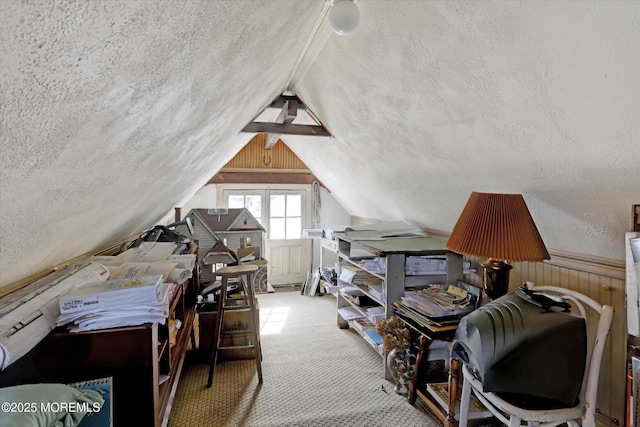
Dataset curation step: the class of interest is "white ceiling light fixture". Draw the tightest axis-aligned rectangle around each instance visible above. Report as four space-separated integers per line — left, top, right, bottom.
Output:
241 0 361 144
328 0 360 35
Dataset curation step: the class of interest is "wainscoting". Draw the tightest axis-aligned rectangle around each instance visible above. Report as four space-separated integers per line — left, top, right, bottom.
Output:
350 216 626 425
466 251 625 425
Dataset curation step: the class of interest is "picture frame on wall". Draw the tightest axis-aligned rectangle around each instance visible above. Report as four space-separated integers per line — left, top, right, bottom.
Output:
634 204 640 232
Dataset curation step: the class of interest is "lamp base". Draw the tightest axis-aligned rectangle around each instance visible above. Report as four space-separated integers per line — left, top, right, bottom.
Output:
481 259 513 300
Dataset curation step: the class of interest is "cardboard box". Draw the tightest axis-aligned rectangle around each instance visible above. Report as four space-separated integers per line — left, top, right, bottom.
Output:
198 300 259 361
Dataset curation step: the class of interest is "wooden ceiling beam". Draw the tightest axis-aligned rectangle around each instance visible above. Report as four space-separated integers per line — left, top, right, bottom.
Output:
275 100 288 124
242 121 332 137
209 171 327 188
287 99 297 123
241 93 332 137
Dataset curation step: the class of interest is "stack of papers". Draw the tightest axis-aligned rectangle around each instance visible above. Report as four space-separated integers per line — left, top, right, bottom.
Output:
367 282 385 303
344 221 428 241
56 275 170 332
358 257 386 274
405 257 447 275
339 265 378 286
365 306 386 323
338 306 363 321
393 284 474 327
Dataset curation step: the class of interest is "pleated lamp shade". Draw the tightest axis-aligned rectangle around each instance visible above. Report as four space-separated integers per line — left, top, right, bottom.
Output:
446 192 550 262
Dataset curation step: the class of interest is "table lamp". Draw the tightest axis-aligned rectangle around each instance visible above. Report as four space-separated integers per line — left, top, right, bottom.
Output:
446 192 550 299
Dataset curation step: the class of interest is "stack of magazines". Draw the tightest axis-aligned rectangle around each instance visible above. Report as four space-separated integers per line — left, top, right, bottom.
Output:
56 275 171 332
393 284 476 329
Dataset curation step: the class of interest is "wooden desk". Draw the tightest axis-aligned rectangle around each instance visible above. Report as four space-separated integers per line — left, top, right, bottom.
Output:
0 280 196 427
0 245 199 427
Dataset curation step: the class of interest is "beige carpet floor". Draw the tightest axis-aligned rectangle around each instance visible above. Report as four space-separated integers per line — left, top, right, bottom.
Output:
168 291 442 427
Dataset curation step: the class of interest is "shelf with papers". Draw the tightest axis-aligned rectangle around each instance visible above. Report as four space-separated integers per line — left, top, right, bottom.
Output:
320 278 339 294
339 282 385 306
348 319 383 355
0 242 200 427
393 302 459 340
333 233 464 382
337 300 383 355
338 256 387 282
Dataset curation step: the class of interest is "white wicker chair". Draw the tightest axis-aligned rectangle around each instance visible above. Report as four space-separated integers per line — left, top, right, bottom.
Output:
458 284 614 427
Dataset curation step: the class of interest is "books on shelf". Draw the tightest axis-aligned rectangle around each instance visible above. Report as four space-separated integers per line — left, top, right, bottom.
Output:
364 329 383 345
352 317 375 334
425 382 492 420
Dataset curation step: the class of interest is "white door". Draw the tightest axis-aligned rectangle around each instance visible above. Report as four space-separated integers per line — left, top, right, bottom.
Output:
267 191 305 286
220 185 310 286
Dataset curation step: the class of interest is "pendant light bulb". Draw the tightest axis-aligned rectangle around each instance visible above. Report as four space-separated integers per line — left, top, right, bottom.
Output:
328 0 360 36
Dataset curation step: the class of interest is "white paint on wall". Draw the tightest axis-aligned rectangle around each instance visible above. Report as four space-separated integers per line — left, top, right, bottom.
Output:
1 1 638 289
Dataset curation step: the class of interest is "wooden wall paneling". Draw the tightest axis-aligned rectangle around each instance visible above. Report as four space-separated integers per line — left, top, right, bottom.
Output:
207 134 323 187
223 134 308 170
508 259 625 425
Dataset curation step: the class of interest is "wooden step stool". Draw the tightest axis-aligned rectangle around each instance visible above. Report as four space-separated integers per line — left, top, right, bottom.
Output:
206 264 263 387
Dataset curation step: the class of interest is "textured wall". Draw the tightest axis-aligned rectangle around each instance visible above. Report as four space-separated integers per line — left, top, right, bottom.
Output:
0 0 320 287
287 0 640 260
1 0 639 288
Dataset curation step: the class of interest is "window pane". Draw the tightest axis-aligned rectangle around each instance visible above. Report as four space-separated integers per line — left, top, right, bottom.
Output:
271 195 285 217
270 218 285 239
245 195 262 221
287 194 301 216
228 195 244 209
286 218 301 240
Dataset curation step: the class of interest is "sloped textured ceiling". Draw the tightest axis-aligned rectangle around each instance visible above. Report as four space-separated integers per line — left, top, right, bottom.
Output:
0 0 638 288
